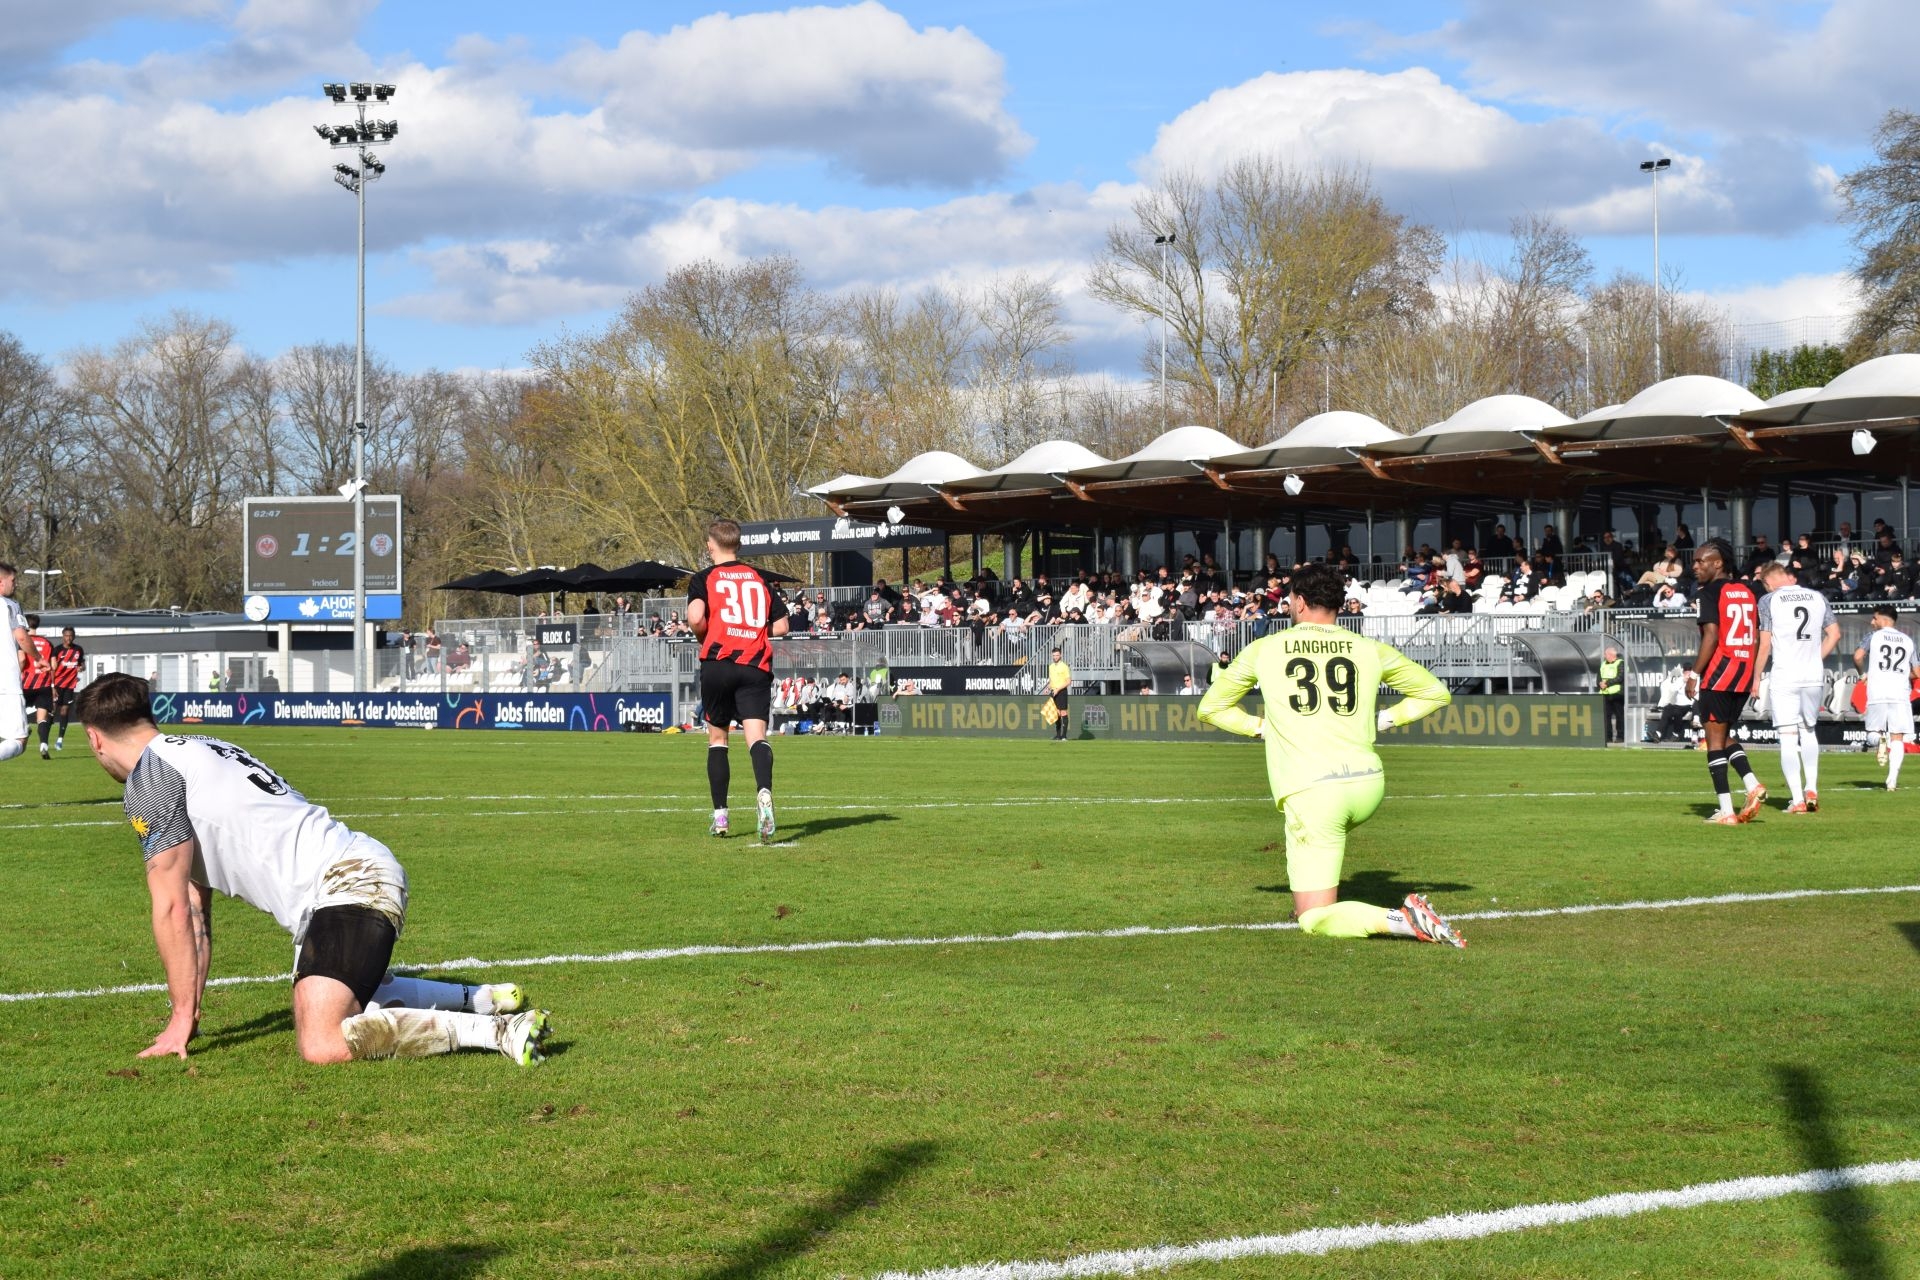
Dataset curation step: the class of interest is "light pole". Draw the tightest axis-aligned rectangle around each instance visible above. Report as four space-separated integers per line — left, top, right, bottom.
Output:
1639 157 1671 382
22 568 62 612
315 81 399 689
1154 231 1176 428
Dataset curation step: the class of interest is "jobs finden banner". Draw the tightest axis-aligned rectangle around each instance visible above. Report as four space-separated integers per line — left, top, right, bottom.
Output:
154 691 672 732
882 693 1606 747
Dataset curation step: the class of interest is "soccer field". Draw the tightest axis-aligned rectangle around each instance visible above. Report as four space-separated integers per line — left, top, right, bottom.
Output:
3 730 1918 1279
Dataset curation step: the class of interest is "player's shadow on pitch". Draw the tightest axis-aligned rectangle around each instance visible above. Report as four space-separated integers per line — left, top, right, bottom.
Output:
1775 1065 1894 1280
350 1243 503 1279
196 1006 294 1053
779 813 897 842
1894 922 1920 955
1256 870 1473 899
693 1140 937 1280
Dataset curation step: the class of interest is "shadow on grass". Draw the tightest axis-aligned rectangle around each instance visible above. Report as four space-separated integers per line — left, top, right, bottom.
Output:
694 1140 938 1280
778 812 897 842
1894 922 1920 955
1775 1065 1894 1280
197 1006 293 1053
1256 870 1473 899
351 1243 504 1279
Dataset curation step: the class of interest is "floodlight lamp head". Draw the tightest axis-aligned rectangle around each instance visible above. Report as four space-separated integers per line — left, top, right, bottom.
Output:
373 83 396 101
886 505 906 525
313 124 332 140
322 82 346 101
350 82 372 100
1282 474 1305 497
338 478 368 500
1852 429 1879 457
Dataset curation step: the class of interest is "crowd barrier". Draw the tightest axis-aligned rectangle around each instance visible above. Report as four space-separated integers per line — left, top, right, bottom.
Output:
154 690 673 732
880 693 1606 747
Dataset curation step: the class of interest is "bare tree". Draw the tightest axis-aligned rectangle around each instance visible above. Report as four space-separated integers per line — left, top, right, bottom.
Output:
970 273 1073 462
1579 272 1729 408
1839 109 1920 354
1088 158 1443 440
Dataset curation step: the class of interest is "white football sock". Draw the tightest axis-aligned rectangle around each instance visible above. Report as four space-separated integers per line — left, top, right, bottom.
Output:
1799 731 1820 793
340 1008 503 1059
1718 792 1735 817
1891 741 1907 789
369 973 471 1011
1382 909 1416 939
1777 726 1803 802
0 739 23 763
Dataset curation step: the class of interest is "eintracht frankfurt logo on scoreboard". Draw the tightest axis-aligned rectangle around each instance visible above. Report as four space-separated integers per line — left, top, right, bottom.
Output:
256 535 279 558
370 533 394 557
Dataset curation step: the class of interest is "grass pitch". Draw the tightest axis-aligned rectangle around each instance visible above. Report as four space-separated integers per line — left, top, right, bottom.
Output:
2 730 1918 1278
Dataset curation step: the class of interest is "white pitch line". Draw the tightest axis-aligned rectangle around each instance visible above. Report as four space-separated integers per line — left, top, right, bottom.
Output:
0 789 1736 833
3 883 1915 1006
866 1158 1920 1280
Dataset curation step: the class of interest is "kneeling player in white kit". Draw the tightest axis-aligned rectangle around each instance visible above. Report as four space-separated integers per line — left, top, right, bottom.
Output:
1854 606 1916 792
0 562 42 764
74 674 552 1065
1753 562 1841 812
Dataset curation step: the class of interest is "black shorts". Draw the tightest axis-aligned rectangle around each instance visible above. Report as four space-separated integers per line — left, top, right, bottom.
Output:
701 660 773 726
23 687 52 714
51 686 77 711
1051 689 1069 709
1696 689 1750 727
295 906 397 1007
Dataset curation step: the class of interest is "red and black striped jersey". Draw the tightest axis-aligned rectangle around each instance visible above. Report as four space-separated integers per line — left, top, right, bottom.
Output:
50 642 85 690
20 635 52 691
687 561 788 673
1696 578 1758 694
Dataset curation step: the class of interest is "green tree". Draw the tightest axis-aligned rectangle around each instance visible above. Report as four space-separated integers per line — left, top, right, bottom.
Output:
1745 343 1850 400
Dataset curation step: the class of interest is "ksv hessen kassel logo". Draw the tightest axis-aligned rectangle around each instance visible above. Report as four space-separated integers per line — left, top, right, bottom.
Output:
255 535 279 558
370 534 393 557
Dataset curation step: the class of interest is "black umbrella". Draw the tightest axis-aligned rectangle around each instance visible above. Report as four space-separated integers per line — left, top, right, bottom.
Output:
572 560 695 593
739 561 801 584
434 569 515 592
488 567 576 597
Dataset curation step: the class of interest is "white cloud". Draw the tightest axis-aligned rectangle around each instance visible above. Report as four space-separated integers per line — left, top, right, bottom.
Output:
561 2 1029 187
1144 68 1834 237
1691 272 1860 326
1416 0 1919 143
0 1 224 78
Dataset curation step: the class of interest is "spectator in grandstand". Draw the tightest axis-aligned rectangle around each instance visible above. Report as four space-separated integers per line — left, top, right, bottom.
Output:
1484 523 1516 559
1600 530 1631 595
423 629 442 674
527 644 556 689
1639 545 1684 590
1744 535 1778 576
1436 578 1473 614
1653 582 1689 612
1673 523 1695 553
864 589 888 623
1540 524 1565 560
1177 674 1199 696
1462 550 1487 592
447 642 472 673
1398 550 1428 592
1873 528 1902 565
1873 550 1914 600
1504 556 1538 604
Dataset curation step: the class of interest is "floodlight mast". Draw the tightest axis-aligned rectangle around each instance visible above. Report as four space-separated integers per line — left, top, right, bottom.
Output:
315 82 398 689
1639 157 1671 382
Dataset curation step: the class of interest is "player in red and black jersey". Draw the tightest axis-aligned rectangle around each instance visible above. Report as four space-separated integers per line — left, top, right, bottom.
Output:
19 614 55 761
1686 540 1767 824
686 519 790 841
46 626 85 754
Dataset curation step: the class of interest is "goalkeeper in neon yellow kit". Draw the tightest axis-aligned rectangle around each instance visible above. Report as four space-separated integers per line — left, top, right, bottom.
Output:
1200 565 1465 947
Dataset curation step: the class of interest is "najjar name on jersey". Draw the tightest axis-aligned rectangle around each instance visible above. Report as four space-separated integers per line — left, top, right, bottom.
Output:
1697 578 1759 694
19 634 52 691
50 642 84 691
687 562 789 673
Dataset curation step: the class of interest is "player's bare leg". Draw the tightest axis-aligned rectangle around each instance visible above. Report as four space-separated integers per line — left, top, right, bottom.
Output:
298 975 549 1065
742 718 775 840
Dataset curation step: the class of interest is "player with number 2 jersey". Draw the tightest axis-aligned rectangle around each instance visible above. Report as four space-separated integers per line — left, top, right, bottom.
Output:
686 519 790 840
1200 565 1461 947
1754 562 1841 812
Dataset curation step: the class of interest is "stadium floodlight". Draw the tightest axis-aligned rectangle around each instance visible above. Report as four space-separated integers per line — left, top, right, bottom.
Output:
886 505 906 525
1283 474 1305 497
22 567 63 611
1852 429 1878 457
1154 231 1176 428
314 80 401 691
1638 157 1673 381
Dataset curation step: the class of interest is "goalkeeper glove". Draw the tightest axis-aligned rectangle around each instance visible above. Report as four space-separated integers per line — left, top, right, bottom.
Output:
1377 709 1396 733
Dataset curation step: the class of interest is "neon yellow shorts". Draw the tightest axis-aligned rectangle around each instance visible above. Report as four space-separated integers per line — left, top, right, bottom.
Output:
1280 773 1386 894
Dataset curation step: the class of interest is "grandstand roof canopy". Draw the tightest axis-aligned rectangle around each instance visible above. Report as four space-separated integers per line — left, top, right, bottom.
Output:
809 355 1920 534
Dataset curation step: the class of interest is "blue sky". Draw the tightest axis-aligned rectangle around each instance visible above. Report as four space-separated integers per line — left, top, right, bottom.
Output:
1 0 1901 374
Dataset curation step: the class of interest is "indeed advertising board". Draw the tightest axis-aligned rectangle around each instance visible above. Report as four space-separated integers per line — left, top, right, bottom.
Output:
882 694 1605 747
154 691 672 732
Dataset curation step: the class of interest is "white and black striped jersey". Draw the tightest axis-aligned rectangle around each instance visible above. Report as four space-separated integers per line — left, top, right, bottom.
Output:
124 735 400 936
1863 628 1916 706
1756 584 1834 689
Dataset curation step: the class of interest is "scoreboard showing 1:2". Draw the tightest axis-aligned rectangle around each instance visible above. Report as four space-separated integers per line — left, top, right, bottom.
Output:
244 496 404 595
